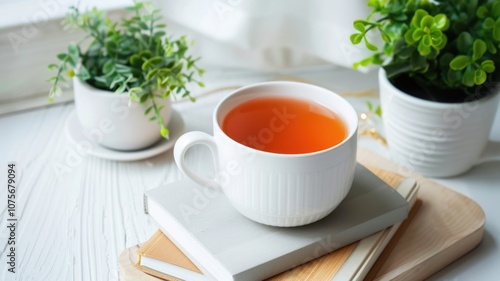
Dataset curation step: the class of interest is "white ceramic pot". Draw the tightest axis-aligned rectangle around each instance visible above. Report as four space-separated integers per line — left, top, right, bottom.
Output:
73 77 172 151
379 68 500 177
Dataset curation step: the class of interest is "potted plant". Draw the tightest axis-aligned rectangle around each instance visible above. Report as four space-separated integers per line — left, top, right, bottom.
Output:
351 0 500 177
48 1 203 151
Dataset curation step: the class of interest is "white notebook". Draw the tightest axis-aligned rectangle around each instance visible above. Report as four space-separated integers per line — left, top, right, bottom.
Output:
144 164 409 281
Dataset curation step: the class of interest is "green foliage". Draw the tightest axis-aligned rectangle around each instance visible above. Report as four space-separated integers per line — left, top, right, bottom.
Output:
350 0 500 101
48 1 203 138
366 100 382 117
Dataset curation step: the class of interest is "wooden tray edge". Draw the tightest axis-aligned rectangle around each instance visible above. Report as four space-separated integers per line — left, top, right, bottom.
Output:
388 225 484 281
358 148 486 281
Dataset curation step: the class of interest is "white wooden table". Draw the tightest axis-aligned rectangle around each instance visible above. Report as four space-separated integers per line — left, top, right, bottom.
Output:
1 68 500 281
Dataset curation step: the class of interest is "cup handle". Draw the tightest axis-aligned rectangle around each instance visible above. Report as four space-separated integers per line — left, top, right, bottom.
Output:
174 131 219 188
477 141 500 165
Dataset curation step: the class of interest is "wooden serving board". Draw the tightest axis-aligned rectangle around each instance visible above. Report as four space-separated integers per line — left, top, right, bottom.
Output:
118 149 485 281
357 148 484 280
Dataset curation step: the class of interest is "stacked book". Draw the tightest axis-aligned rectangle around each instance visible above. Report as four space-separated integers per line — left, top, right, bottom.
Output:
127 164 419 281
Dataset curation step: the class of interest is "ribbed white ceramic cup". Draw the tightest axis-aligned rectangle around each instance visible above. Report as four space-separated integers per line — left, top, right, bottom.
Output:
379 68 500 177
174 81 358 227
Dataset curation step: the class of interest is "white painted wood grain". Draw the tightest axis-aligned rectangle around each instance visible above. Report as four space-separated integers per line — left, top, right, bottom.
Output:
0 89 228 281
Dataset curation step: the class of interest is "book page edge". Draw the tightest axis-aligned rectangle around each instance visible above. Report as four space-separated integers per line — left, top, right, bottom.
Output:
332 178 419 281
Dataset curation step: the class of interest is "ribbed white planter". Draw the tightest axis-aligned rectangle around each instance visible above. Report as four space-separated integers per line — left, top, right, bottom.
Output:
379 68 500 177
73 77 172 151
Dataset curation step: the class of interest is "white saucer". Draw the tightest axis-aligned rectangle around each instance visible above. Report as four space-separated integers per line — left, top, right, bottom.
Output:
65 109 185 161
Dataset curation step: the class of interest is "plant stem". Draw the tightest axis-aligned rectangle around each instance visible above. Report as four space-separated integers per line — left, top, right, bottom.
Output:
54 56 70 89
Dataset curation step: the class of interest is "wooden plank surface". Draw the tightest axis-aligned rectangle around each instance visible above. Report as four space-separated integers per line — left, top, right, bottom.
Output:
118 149 485 280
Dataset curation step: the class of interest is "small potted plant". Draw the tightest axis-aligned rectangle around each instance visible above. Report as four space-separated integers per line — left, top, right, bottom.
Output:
351 0 500 177
48 1 203 151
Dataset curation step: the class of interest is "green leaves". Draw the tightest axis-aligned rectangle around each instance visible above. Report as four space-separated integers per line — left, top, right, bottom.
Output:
493 2 500 17
353 55 383 69
481 60 496 73
365 101 382 118
417 34 432 55
48 86 62 102
457 32 473 53
434 14 449 30
420 15 434 29
450 55 470 70
449 38 495 87
493 21 500 41
411 9 428 28
474 69 487 85
365 39 378 51
57 53 68 61
67 43 79 66
142 56 163 70
47 63 58 71
367 0 388 9
472 39 487 61
404 10 449 56
460 67 487 87
160 126 169 138
354 22 365 33
349 0 500 97
462 69 475 87
350 34 363 44
47 1 204 139
476 6 488 19
77 65 91 80
102 59 114 74
473 2 500 43
350 20 380 51
483 17 495 29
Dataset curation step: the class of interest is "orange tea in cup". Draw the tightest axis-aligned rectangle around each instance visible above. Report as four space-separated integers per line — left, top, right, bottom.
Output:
222 96 347 154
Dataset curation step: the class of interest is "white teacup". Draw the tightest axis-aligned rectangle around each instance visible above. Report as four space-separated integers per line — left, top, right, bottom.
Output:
174 81 358 227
